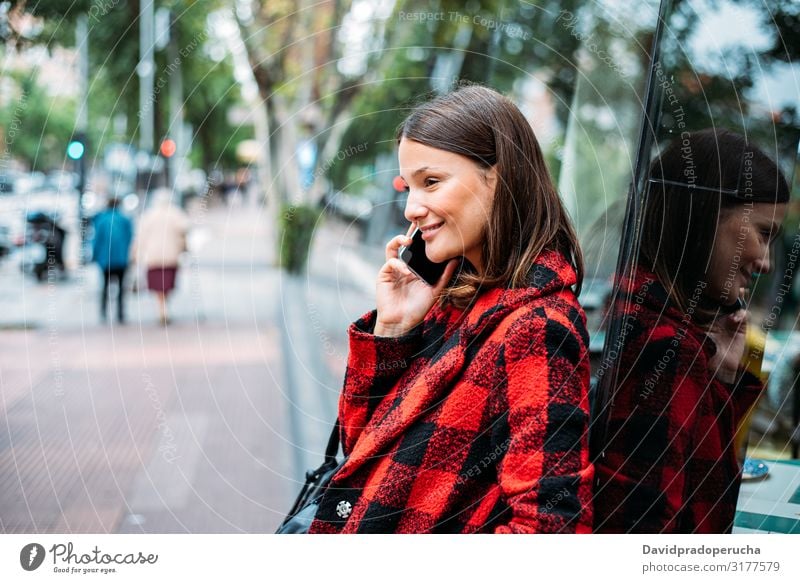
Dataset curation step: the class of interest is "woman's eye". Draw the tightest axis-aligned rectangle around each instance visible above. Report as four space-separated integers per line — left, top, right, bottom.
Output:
424 177 439 187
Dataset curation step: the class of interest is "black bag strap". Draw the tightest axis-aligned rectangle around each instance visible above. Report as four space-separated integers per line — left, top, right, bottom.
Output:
283 419 342 523
323 418 341 464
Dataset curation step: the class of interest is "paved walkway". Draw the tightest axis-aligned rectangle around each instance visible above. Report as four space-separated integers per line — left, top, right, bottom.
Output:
0 198 383 533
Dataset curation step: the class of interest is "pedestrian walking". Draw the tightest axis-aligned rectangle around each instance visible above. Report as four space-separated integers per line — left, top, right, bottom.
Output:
132 188 190 325
92 196 133 324
308 85 594 533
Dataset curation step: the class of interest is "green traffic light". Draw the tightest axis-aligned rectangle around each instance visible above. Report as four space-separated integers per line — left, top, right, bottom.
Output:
67 141 85 160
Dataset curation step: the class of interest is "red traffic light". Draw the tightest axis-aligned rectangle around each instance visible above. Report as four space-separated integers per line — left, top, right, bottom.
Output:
392 175 407 192
160 138 177 158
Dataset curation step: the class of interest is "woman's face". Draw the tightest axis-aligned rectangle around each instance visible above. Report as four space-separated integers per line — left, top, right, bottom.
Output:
705 202 787 304
398 138 497 273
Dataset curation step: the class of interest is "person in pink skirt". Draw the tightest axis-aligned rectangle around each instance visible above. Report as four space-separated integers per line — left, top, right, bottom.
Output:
132 188 190 325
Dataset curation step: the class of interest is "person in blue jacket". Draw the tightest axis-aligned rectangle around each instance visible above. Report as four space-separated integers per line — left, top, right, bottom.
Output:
92 197 134 323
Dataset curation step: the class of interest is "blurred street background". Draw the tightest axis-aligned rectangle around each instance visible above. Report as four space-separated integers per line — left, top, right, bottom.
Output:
1 0 799 533
0 195 387 532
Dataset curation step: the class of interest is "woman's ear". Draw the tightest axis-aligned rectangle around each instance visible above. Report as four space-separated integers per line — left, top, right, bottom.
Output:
483 165 498 190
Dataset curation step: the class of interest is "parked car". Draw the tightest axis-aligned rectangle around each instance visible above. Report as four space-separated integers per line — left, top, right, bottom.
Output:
20 211 67 281
0 171 19 194
15 171 47 194
0 223 12 258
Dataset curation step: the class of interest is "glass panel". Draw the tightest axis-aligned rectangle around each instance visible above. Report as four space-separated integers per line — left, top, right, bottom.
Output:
592 0 800 533
553 0 662 379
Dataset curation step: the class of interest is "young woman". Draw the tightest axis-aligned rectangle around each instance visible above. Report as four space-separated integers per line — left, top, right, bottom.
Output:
593 128 789 533
308 85 594 534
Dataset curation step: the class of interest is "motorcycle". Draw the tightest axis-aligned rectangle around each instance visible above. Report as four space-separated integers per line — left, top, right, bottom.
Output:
19 211 67 281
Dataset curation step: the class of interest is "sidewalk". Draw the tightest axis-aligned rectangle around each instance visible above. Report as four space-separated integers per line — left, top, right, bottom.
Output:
0 200 384 533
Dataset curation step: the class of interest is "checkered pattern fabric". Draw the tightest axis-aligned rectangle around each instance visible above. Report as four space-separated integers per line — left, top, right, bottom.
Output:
309 250 593 533
593 266 762 533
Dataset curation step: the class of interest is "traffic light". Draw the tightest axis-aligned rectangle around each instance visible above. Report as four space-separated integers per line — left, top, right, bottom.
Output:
159 138 176 158
67 136 86 160
66 134 87 189
67 133 88 253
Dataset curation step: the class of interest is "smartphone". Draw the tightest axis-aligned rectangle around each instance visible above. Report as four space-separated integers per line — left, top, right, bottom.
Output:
399 228 447 286
719 296 745 314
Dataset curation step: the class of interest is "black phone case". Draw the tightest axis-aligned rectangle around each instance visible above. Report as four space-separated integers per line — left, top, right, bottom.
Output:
399 229 447 286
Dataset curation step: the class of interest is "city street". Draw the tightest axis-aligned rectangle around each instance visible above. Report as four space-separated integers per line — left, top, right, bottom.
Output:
0 197 382 533
1 1 799 576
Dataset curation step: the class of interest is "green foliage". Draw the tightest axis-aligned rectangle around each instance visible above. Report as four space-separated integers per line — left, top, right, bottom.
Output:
3 0 90 46
86 0 245 170
6 0 91 16
279 203 321 273
4 0 248 173
181 48 250 170
329 0 585 192
0 71 78 171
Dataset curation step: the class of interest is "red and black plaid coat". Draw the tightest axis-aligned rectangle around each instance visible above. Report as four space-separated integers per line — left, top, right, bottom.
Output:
309 249 593 533
593 266 762 533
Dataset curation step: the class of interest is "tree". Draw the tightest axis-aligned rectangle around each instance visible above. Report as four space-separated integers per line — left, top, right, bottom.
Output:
235 0 395 208
0 70 78 171
235 0 591 207
1 0 91 48
86 0 247 174
327 0 587 193
2 1 248 178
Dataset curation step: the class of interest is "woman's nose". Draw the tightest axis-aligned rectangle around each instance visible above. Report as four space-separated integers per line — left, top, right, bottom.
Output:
753 250 772 275
404 191 428 223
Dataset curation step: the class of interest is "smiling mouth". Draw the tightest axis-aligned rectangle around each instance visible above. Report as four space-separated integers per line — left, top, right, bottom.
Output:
420 222 444 233
420 222 444 239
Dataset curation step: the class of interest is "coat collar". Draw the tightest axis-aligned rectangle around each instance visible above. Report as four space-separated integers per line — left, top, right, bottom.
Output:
336 249 578 480
617 264 719 357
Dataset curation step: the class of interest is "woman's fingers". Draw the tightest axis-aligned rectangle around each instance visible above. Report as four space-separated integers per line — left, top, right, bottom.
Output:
379 257 413 281
385 234 412 261
731 309 747 325
734 287 749 322
384 224 416 261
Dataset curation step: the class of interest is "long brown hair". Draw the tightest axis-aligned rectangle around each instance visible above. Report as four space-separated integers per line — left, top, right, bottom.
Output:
397 84 583 307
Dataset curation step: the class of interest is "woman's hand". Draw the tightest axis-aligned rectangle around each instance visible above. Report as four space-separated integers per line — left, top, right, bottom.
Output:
708 304 747 384
374 230 457 337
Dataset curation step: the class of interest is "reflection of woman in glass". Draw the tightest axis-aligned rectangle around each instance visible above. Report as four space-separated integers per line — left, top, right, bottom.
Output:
308 86 594 533
594 129 789 533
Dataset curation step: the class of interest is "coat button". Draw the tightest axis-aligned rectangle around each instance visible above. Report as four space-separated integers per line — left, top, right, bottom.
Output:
336 500 352 519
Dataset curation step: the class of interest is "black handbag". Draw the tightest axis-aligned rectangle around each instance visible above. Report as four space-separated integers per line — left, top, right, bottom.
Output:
276 420 344 534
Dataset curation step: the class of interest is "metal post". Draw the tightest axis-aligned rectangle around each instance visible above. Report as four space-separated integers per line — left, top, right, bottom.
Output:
138 1 155 162
76 14 89 258
167 11 183 194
